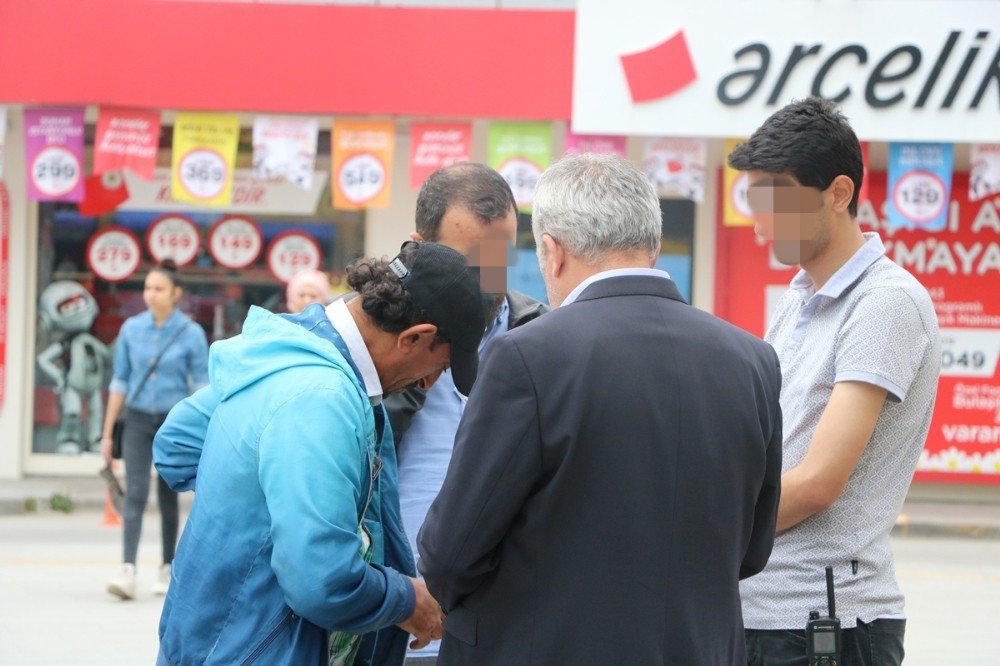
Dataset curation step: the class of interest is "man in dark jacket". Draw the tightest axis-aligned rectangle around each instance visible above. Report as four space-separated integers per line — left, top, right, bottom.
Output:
386 163 547 665
418 154 782 665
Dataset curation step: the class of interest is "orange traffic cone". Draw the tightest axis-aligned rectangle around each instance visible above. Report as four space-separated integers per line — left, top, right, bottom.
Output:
102 488 122 527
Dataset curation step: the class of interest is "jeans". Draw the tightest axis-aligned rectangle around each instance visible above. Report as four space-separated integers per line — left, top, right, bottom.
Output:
746 619 905 666
122 408 179 566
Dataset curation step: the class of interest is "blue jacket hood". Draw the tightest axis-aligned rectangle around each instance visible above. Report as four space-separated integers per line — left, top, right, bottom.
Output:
208 304 361 401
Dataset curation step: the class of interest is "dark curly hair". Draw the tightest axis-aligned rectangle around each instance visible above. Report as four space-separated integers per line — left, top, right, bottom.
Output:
346 243 446 343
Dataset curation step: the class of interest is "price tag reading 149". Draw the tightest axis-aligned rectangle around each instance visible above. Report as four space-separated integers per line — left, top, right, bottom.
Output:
86 227 141 283
267 231 322 283
209 216 263 269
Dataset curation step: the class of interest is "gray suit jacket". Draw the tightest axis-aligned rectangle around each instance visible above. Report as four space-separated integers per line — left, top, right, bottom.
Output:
418 275 782 665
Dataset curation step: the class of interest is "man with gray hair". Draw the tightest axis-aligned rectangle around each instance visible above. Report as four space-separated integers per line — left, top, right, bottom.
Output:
418 153 783 665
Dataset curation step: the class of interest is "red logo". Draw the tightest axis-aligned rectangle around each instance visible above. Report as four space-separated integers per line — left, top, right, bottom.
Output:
620 31 697 103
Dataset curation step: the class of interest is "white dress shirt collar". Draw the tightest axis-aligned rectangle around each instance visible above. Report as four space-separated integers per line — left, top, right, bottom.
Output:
560 267 672 307
325 299 383 405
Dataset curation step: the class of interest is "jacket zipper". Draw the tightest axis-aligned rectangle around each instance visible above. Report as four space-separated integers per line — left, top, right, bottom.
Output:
240 611 292 665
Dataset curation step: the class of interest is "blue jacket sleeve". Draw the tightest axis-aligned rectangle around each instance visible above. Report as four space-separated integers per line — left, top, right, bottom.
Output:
257 387 415 634
108 323 132 396
153 386 219 492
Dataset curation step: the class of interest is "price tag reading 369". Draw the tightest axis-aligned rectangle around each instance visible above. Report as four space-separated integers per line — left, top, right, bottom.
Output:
179 149 228 200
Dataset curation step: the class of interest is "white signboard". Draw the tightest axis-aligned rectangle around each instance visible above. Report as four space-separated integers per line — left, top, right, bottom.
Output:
119 167 327 215
573 0 1000 142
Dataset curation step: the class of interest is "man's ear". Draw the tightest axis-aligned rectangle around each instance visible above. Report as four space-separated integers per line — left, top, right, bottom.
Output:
541 234 566 279
396 323 438 351
409 231 423 242
829 175 855 214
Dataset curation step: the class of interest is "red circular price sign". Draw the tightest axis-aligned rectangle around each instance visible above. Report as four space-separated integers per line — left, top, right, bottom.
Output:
208 215 263 269
146 214 201 266
32 146 81 198
267 231 322 283
337 153 386 205
893 170 946 225
178 148 229 201
498 158 542 208
86 227 141 282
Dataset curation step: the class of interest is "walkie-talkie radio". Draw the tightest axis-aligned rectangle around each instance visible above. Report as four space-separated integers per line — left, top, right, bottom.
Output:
806 565 841 666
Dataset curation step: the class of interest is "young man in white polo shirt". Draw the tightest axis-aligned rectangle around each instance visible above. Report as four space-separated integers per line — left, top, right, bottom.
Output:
731 97 941 666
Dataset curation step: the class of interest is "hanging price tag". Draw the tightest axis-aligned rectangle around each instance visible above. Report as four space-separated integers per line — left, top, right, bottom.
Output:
31 146 81 198
266 230 322 283
337 153 386 205
86 227 141 282
497 158 542 208
146 214 201 266
939 328 1000 379
208 215 263 269
893 170 946 225
178 148 229 201
731 172 752 219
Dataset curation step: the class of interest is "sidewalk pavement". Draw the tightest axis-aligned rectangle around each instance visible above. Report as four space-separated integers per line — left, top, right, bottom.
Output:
1 474 998 538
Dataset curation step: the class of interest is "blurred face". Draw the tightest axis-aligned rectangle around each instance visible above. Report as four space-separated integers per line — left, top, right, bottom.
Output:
437 204 517 296
287 283 325 314
143 271 180 315
381 335 452 395
746 171 831 267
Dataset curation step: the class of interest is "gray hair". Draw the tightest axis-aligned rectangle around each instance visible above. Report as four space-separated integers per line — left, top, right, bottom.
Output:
532 153 662 264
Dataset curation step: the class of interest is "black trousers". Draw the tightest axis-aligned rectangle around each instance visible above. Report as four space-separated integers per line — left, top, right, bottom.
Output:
122 408 179 566
746 619 905 666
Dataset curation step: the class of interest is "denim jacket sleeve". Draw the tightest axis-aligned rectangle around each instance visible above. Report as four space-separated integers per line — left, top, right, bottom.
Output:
108 322 133 396
257 387 415 634
153 385 219 492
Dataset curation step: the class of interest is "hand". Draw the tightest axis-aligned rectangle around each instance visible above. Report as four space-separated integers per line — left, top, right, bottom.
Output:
100 436 113 464
397 577 444 649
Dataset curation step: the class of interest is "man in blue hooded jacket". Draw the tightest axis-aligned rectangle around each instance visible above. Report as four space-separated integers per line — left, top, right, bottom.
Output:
153 242 486 666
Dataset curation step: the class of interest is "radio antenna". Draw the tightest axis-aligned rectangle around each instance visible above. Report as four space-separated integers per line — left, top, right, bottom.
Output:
825 565 837 619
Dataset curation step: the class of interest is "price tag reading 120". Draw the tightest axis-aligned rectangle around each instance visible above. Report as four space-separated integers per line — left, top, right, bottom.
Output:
267 231 322 283
146 215 201 266
938 328 1000 379
179 148 228 201
32 146 81 198
209 216 263 269
86 227 141 282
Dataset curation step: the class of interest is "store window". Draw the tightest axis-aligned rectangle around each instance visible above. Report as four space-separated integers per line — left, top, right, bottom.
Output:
32 125 364 456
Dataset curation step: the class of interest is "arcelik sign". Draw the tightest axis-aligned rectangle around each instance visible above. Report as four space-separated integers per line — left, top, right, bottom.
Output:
573 0 1000 142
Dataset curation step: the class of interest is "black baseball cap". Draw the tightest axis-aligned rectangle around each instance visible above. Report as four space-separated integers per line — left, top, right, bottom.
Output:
389 241 487 396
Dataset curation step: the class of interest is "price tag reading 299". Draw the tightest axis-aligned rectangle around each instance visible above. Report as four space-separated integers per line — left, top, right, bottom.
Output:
267 231 322 284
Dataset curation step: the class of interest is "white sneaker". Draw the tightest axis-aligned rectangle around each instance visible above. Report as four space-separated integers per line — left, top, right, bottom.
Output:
107 564 136 600
152 563 171 596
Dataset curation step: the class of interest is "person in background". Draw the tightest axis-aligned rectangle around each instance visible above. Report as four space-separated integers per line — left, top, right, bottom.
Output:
100 259 208 601
731 97 941 666
286 268 332 313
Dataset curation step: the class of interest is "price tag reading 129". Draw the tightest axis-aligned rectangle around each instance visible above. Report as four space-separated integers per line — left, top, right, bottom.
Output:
267 231 322 283
146 215 201 266
179 148 228 201
32 146 81 198
893 169 946 225
86 227 141 282
209 216 263 269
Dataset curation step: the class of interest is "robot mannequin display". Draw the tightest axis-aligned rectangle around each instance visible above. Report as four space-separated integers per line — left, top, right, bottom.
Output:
36 281 111 455
100 261 208 600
